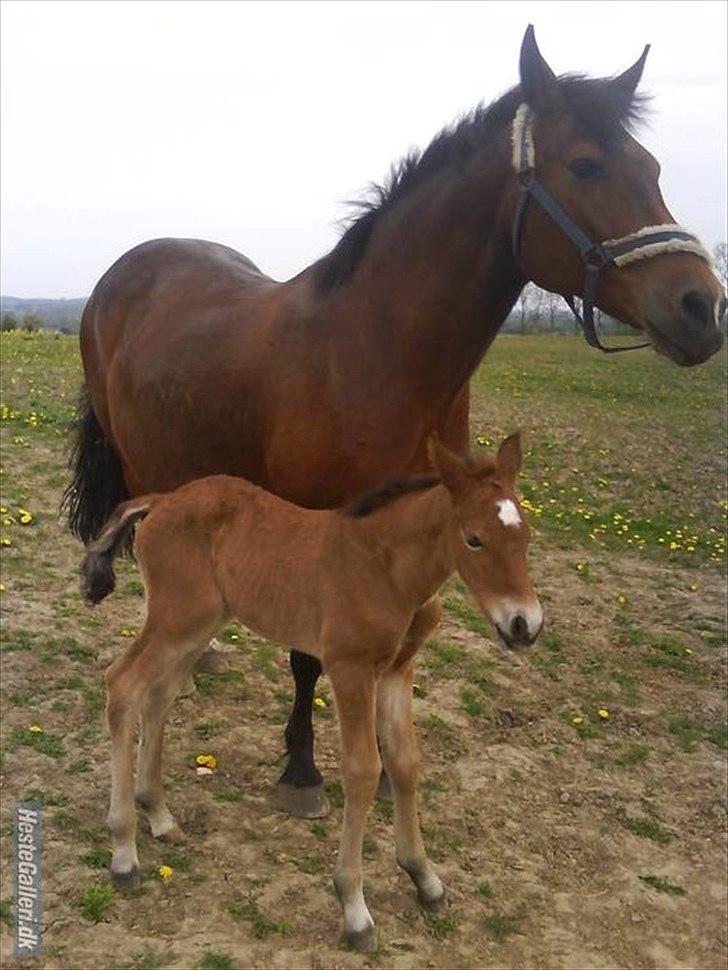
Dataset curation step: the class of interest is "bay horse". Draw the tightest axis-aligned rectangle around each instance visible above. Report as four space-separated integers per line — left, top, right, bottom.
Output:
82 434 541 952
64 26 723 818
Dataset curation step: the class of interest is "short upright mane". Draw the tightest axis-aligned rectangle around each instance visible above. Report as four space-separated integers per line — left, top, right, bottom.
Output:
316 75 647 293
345 475 440 518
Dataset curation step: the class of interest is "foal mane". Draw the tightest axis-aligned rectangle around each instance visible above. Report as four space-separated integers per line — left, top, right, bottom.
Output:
316 75 648 293
345 475 440 518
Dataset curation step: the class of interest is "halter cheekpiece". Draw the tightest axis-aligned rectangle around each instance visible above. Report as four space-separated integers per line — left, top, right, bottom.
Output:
510 103 713 353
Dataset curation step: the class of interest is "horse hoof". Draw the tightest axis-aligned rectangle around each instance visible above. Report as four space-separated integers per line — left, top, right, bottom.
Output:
154 823 186 844
111 865 140 893
344 923 378 953
418 878 446 909
194 645 229 674
273 782 330 818
375 771 392 800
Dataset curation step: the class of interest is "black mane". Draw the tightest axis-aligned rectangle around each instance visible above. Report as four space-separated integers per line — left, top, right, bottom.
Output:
316 75 648 292
345 475 440 518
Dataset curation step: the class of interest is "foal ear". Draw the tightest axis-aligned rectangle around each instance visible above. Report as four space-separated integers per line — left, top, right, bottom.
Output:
427 434 471 497
612 44 650 101
497 433 522 483
519 25 560 111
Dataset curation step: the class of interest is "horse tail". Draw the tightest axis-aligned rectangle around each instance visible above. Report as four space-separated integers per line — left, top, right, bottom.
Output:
62 384 130 544
81 498 156 604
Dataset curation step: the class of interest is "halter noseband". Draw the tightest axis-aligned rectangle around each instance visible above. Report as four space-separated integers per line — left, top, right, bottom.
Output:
510 103 713 354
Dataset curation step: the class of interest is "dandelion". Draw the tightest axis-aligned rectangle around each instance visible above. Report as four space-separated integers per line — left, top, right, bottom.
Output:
313 697 327 710
196 753 218 770
119 628 136 638
28 724 43 733
616 595 626 605
1 538 12 547
571 716 584 725
17 509 33 525
158 865 174 881
689 583 699 592
684 648 693 656
597 709 609 720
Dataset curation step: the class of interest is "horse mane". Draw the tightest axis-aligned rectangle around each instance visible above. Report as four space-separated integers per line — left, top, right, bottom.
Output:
345 475 440 518
316 75 649 293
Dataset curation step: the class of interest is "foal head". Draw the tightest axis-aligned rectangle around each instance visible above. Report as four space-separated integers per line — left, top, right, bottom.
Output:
513 27 724 365
429 434 542 650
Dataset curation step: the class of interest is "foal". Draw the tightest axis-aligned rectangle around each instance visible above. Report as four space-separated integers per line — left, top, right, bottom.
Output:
83 434 542 951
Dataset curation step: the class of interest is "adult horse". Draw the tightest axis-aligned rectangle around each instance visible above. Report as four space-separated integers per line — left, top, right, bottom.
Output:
65 27 723 818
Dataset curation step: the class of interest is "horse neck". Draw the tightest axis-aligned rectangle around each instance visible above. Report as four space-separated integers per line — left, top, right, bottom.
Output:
350 485 456 605
322 131 523 404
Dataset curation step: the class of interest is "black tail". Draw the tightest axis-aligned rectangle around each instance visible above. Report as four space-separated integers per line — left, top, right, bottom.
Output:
82 500 153 604
62 385 129 544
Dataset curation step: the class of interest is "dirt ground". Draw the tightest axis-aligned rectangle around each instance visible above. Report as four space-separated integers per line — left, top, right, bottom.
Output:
1 333 726 969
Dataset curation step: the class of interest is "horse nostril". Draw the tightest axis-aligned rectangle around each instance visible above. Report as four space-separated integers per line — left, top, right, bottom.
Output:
510 614 528 642
681 290 712 327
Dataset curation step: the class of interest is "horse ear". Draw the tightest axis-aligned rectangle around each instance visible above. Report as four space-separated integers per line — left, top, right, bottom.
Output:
519 25 560 111
497 433 522 483
613 44 650 100
427 434 471 497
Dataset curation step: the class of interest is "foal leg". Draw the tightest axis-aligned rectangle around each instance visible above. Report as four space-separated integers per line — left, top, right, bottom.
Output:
329 663 381 953
377 660 444 907
275 649 328 818
135 640 208 840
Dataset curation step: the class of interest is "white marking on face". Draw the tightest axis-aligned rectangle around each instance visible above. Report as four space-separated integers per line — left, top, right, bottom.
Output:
496 498 521 528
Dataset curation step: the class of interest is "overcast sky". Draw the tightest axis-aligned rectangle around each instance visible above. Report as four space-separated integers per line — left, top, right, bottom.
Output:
1 0 726 298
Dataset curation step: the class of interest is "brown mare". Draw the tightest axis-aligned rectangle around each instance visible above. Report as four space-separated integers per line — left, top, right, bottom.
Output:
65 27 724 818
82 434 541 952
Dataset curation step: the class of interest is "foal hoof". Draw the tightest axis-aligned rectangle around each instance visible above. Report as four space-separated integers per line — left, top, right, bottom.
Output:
111 865 140 894
375 771 392 800
344 923 378 954
273 782 330 819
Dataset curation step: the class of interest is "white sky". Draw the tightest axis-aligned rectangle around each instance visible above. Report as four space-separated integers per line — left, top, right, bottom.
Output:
1 0 726 298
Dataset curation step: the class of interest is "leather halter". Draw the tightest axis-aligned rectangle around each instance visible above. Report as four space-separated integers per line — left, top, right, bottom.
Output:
510 104 712 354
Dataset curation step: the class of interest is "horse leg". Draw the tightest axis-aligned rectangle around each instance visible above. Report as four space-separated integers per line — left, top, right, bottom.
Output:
329 662 381 953
377 596 442 800
135 638 209 841
275 649 329 818
377 660 444 907
105 637 148 892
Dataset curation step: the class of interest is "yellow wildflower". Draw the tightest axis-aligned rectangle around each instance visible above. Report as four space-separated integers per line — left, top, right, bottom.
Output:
28 724 43 733
158 865 174 881
18 509 33 525
571 716 584 725
313 697 327 710
689 583 699 592
119 628 136 638
616 595 626 605
195 753 218 770
597 709 609 720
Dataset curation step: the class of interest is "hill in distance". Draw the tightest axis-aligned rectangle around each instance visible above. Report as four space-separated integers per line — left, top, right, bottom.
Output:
1 295 87 332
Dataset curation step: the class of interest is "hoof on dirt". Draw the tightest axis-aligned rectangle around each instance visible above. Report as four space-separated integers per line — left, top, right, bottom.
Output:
344 923 378 954
154 823 186 844
418 883 446 909
194 644 230 674
111 864 140 894
273 782 330 819
375 771 392 800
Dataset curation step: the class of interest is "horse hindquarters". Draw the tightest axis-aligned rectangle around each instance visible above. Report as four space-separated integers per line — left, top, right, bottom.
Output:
63 384 129 544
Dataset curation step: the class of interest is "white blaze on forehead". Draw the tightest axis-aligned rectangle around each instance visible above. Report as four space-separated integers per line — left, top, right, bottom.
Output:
496 498 521 528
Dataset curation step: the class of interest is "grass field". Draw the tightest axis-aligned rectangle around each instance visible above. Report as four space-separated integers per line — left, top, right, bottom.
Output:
1 330 726 969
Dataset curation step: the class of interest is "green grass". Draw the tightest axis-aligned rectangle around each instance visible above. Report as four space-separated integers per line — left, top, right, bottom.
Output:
79 882 115 922
621 815 673 845
482 904 526 942
79 847 113 869
198 951 234 970
639 874 686 896
10 726 64 759
615 742 650 768
0 898 12 928
228 897 289 938
423 911 458 940
477 881 495 899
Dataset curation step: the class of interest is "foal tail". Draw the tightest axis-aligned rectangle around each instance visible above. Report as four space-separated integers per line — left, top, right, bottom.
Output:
82 497 158 605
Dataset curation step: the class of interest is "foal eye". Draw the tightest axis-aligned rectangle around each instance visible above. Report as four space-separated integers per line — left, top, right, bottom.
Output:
463 533 483 550
569 157 606 180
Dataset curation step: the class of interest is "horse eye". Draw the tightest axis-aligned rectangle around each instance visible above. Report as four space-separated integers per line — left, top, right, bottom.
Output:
463 533 483 550
569 157 606 180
